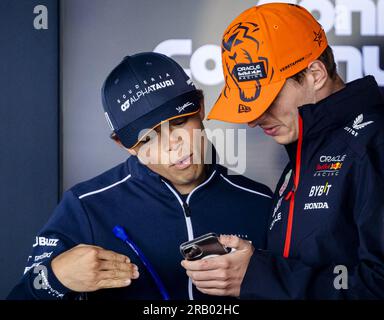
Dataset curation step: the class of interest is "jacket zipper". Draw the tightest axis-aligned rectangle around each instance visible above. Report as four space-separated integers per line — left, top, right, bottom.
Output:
183 202 192 217
161 170 217 300
283 115 303 258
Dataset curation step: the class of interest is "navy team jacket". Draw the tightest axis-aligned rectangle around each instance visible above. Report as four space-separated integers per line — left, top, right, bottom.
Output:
8 153 272 300
241 76 384 299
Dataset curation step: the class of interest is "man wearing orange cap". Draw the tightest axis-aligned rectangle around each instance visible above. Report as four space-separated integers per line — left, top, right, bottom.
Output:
181 3 384 299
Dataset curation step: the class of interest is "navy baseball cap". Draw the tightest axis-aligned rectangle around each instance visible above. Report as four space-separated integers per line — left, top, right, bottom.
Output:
101 52 201 149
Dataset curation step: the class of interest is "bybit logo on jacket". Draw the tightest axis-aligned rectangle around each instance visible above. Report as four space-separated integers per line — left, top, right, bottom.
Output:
344 114 374 137
309 182 332 197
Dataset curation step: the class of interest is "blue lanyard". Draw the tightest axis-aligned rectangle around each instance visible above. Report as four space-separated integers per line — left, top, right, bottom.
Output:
113 225 170 300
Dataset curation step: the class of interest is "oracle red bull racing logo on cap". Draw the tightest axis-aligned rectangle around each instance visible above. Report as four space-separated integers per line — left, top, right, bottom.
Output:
234 62 267 82
221 22 269 105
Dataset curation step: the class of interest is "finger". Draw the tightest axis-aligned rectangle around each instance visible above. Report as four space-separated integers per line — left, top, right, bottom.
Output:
96 278 133 289
219 235 249 250
196 286 228 296
186 269 228 282
76 244 102 249
97 249 130 263
98 260 138 273
192 280 228 289
181 256 227 271
97 269 139 281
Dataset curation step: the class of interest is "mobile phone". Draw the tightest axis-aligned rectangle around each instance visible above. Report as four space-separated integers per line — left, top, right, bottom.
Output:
179 232 230 261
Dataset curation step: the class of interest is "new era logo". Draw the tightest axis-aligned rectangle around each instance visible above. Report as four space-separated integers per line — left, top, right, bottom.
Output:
238 104 251 113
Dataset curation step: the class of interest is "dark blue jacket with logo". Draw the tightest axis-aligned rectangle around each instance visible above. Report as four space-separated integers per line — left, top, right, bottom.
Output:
241 76 384 299
8 153 272 300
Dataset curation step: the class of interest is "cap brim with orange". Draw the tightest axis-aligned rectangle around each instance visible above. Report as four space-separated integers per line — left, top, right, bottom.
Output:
208 79 286 124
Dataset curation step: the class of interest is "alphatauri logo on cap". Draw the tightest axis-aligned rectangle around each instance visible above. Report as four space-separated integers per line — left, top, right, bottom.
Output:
118 73 175 112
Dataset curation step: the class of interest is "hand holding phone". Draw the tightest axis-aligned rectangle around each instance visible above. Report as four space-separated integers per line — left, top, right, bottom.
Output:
180 232 230 261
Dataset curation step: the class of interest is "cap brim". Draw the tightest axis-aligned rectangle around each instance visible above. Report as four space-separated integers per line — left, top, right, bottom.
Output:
207 79 286 124
116 90 201 149
129 108 201 149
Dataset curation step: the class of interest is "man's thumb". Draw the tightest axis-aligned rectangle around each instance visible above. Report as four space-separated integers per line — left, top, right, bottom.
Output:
219 234 249 250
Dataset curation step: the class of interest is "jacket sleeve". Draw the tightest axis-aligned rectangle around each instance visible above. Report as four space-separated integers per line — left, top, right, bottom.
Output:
7 190 94 300
240 150 384 299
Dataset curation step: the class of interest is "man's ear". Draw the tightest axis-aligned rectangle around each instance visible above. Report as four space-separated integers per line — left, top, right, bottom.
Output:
307 60 328 91
111 133 137 156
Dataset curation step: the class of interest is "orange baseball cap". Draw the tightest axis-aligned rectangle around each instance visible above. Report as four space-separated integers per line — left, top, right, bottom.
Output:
207 3 328 124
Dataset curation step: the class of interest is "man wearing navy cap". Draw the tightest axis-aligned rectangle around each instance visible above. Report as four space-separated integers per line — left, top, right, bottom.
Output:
8 52 272 300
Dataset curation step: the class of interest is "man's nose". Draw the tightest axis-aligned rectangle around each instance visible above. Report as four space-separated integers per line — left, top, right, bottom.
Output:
247 117 261 128
247 112 267 128
167 130 183 151
169 136 182 151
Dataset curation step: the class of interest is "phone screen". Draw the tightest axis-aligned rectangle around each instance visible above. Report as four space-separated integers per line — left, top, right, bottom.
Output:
180 233 230 260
